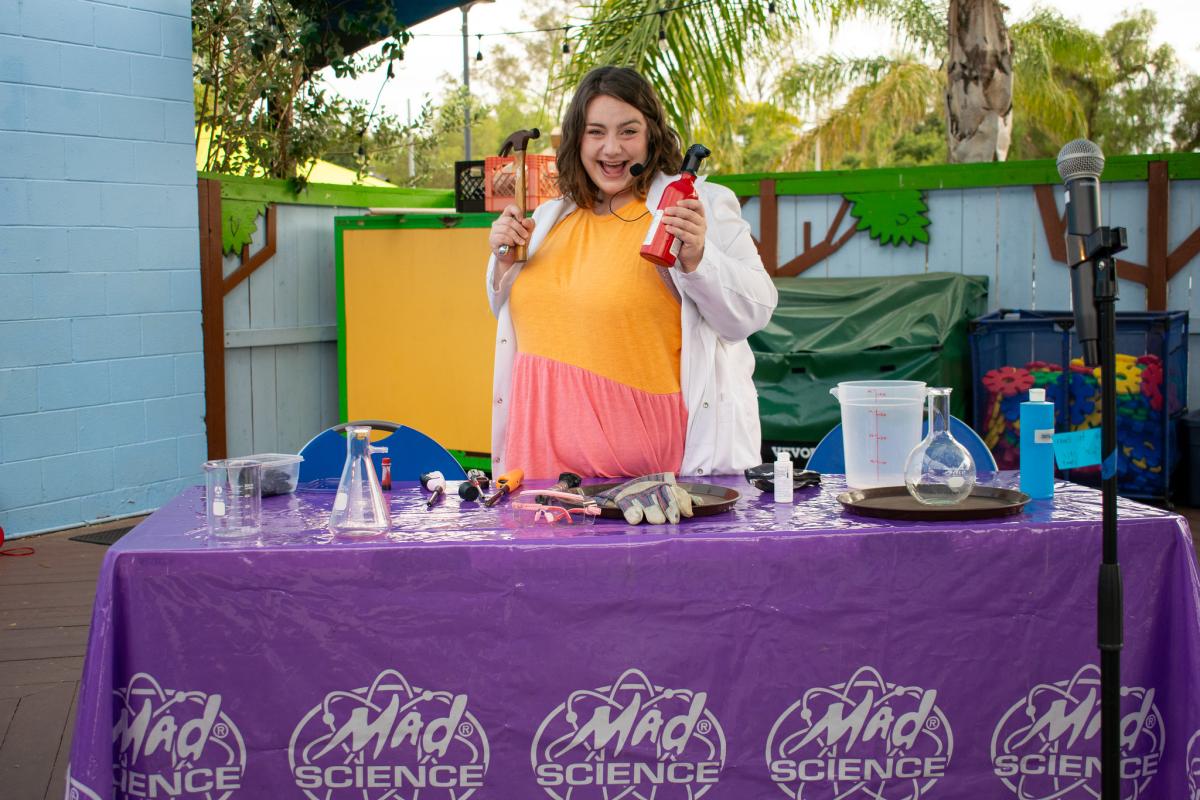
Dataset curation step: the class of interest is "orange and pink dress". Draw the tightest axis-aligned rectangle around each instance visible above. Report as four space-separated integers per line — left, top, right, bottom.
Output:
504 199 687 479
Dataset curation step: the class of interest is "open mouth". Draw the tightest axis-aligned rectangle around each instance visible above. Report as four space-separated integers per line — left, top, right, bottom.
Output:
598 160 628 179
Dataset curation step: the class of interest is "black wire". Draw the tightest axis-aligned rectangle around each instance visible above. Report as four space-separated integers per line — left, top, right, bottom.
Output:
607 187 652 222
422 0 715 39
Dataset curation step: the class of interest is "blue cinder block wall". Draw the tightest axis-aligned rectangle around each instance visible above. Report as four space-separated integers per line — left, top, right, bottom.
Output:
0 0 204 538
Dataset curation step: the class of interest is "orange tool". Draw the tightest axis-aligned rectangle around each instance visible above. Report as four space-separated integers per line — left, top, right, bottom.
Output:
484 469 524 507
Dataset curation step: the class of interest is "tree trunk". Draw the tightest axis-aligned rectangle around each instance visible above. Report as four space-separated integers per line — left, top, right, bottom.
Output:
945 0 1013 162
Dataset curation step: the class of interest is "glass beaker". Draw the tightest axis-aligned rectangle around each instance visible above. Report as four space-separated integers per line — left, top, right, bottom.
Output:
328 426 390 535
904 388 976 505
204 459 262 539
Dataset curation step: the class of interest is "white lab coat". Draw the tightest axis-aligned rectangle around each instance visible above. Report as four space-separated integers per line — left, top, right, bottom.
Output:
485 172 779 477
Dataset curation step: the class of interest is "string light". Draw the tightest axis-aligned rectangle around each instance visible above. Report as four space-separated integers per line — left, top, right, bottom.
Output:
657 11 667 50
768 1 776 13
561 26 570 55
475 33 482 61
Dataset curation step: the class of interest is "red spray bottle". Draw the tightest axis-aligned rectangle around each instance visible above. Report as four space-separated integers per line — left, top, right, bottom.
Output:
640 143 712 267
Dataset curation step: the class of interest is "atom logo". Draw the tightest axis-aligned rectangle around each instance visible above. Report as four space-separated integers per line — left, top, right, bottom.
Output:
531 668 727 800
288 669 489 800
990 664 1164 800
111 673 247 800
66 770 104 800
765 666 953 800
1184 729 1200 800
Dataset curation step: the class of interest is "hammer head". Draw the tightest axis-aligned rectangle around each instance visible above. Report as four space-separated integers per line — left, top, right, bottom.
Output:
499 128 541 157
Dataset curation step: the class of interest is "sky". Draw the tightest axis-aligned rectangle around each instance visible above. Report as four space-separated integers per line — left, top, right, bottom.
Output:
323 0 1200 126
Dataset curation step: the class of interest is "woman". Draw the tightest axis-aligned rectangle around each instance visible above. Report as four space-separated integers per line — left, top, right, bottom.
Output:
486 66 777 480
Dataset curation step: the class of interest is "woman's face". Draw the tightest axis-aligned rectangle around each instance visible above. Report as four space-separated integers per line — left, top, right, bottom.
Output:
580 94 649 200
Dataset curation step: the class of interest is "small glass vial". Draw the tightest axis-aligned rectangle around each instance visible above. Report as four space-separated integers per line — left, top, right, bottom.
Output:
904 387 976 505
774 450 794 503
380 457 392 491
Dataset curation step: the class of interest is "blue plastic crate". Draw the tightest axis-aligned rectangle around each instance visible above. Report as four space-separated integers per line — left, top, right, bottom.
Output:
969 309 1188 501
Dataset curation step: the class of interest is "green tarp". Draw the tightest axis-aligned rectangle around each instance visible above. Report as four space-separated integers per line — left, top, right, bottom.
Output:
752 272 989 445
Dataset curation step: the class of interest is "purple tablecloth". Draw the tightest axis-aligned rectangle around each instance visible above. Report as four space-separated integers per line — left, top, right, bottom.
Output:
66 475 1200 800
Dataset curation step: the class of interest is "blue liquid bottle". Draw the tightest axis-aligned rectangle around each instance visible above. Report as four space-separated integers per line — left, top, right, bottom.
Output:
1020 388 1055 499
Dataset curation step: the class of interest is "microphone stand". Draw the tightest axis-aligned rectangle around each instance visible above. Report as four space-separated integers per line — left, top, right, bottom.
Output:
1070 224 1127 800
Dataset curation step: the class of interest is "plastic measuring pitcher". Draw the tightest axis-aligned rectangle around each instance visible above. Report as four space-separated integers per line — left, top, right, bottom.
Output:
830 381 926 488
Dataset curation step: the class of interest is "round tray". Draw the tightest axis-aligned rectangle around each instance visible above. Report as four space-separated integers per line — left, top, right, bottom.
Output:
837 485 1030 521
583 482 740 519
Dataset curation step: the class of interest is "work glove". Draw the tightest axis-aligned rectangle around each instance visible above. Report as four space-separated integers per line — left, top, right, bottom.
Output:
595 472 695 525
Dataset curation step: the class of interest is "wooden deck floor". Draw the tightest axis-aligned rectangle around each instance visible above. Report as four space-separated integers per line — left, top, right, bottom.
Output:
0 518 142 800
1 507 1197 799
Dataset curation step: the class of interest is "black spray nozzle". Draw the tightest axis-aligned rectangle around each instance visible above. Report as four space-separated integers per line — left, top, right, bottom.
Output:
680 144 711 176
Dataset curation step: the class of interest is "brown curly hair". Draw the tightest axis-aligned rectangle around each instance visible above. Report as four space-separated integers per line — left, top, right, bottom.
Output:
556 66 683 210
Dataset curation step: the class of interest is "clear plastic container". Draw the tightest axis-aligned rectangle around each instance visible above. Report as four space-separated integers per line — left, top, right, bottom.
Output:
830 382 927 489
244 453 304 496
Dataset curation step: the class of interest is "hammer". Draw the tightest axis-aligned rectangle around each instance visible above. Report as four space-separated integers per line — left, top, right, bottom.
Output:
497 128 540 262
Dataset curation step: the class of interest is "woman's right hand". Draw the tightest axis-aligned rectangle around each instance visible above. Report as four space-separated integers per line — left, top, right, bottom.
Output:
489 204 536 267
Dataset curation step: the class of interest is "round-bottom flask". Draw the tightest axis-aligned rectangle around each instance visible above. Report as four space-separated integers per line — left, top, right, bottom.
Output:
904 388 976 505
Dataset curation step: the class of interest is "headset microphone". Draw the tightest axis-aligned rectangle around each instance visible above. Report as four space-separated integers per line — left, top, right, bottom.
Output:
629 146 654 177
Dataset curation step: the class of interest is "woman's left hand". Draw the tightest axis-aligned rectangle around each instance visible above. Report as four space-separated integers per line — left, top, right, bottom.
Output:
663 198 706 272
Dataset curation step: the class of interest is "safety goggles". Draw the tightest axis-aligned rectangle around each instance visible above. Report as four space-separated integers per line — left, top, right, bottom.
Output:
508 490 602 526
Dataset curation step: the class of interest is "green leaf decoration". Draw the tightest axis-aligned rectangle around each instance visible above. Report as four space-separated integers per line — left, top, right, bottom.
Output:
844 190 931 246
222 199 268 255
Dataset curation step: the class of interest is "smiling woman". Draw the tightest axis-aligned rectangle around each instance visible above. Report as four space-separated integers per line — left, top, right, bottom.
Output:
482 66 779 481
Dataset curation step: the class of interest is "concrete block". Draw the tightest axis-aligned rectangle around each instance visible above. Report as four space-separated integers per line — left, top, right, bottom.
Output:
0 131 66 179
26 179 105 226
0 368 38 416
177 432 208 476
141 311 201 355
66 227 138 272
0 83 23 130
0 227 69 274
0 179 28 224
163 99 194 144
24 86 100 136
0 2 17 35
66 136 135 182
128 0 191 17
144 475 192 508
174 352 204 394
101 183 196 228
133 140 196 185
159 14 191 58
78 401 147 449
80 484 147 521
20 0 94 46
0 319 71 368
169 269 200 311
34 272 107 318
107 271 173 314
0 275 35 320
0 459 44 509
72 315 142 361
37 361 110 410
109 354 174 401
113 437 178 485
61 44 130 94
42 448 113 502
99 95 163 141
130 54 191 101
0 34 61 86
146 392 205 438
0 498 82 537
95 4 161 55
137 227 199 270
0 408 77 461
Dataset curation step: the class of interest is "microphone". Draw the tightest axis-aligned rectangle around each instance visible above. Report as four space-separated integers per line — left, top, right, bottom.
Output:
1056 139 1105 367
630 146 654 177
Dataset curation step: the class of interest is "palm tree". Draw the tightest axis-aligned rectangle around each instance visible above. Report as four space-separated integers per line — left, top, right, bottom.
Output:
945 0 1012 161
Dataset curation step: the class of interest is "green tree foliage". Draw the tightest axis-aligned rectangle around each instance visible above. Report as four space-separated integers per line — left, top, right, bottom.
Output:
193 0 409 181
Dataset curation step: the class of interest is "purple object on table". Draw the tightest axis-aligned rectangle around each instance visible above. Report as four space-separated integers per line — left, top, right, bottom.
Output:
67 475 1200 800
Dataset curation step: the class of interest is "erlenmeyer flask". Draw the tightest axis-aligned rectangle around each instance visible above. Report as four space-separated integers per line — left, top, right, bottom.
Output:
328 426 390 535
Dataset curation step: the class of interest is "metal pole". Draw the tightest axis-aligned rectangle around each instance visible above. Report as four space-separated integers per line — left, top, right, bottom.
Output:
461 6 471 161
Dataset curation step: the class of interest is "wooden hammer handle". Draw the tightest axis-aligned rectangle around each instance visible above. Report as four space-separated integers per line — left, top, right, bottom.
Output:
514 152 528 261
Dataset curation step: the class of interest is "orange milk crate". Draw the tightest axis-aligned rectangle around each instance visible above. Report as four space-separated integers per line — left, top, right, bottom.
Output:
484 154 561 213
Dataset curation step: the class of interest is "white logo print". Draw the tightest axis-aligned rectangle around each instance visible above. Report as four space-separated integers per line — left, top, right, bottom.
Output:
1184 728 1200 800
990 664 1164 799
288 669 489 800
66 769 104 800
766 666 953 800
531 667 727 799
112 673 247 800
